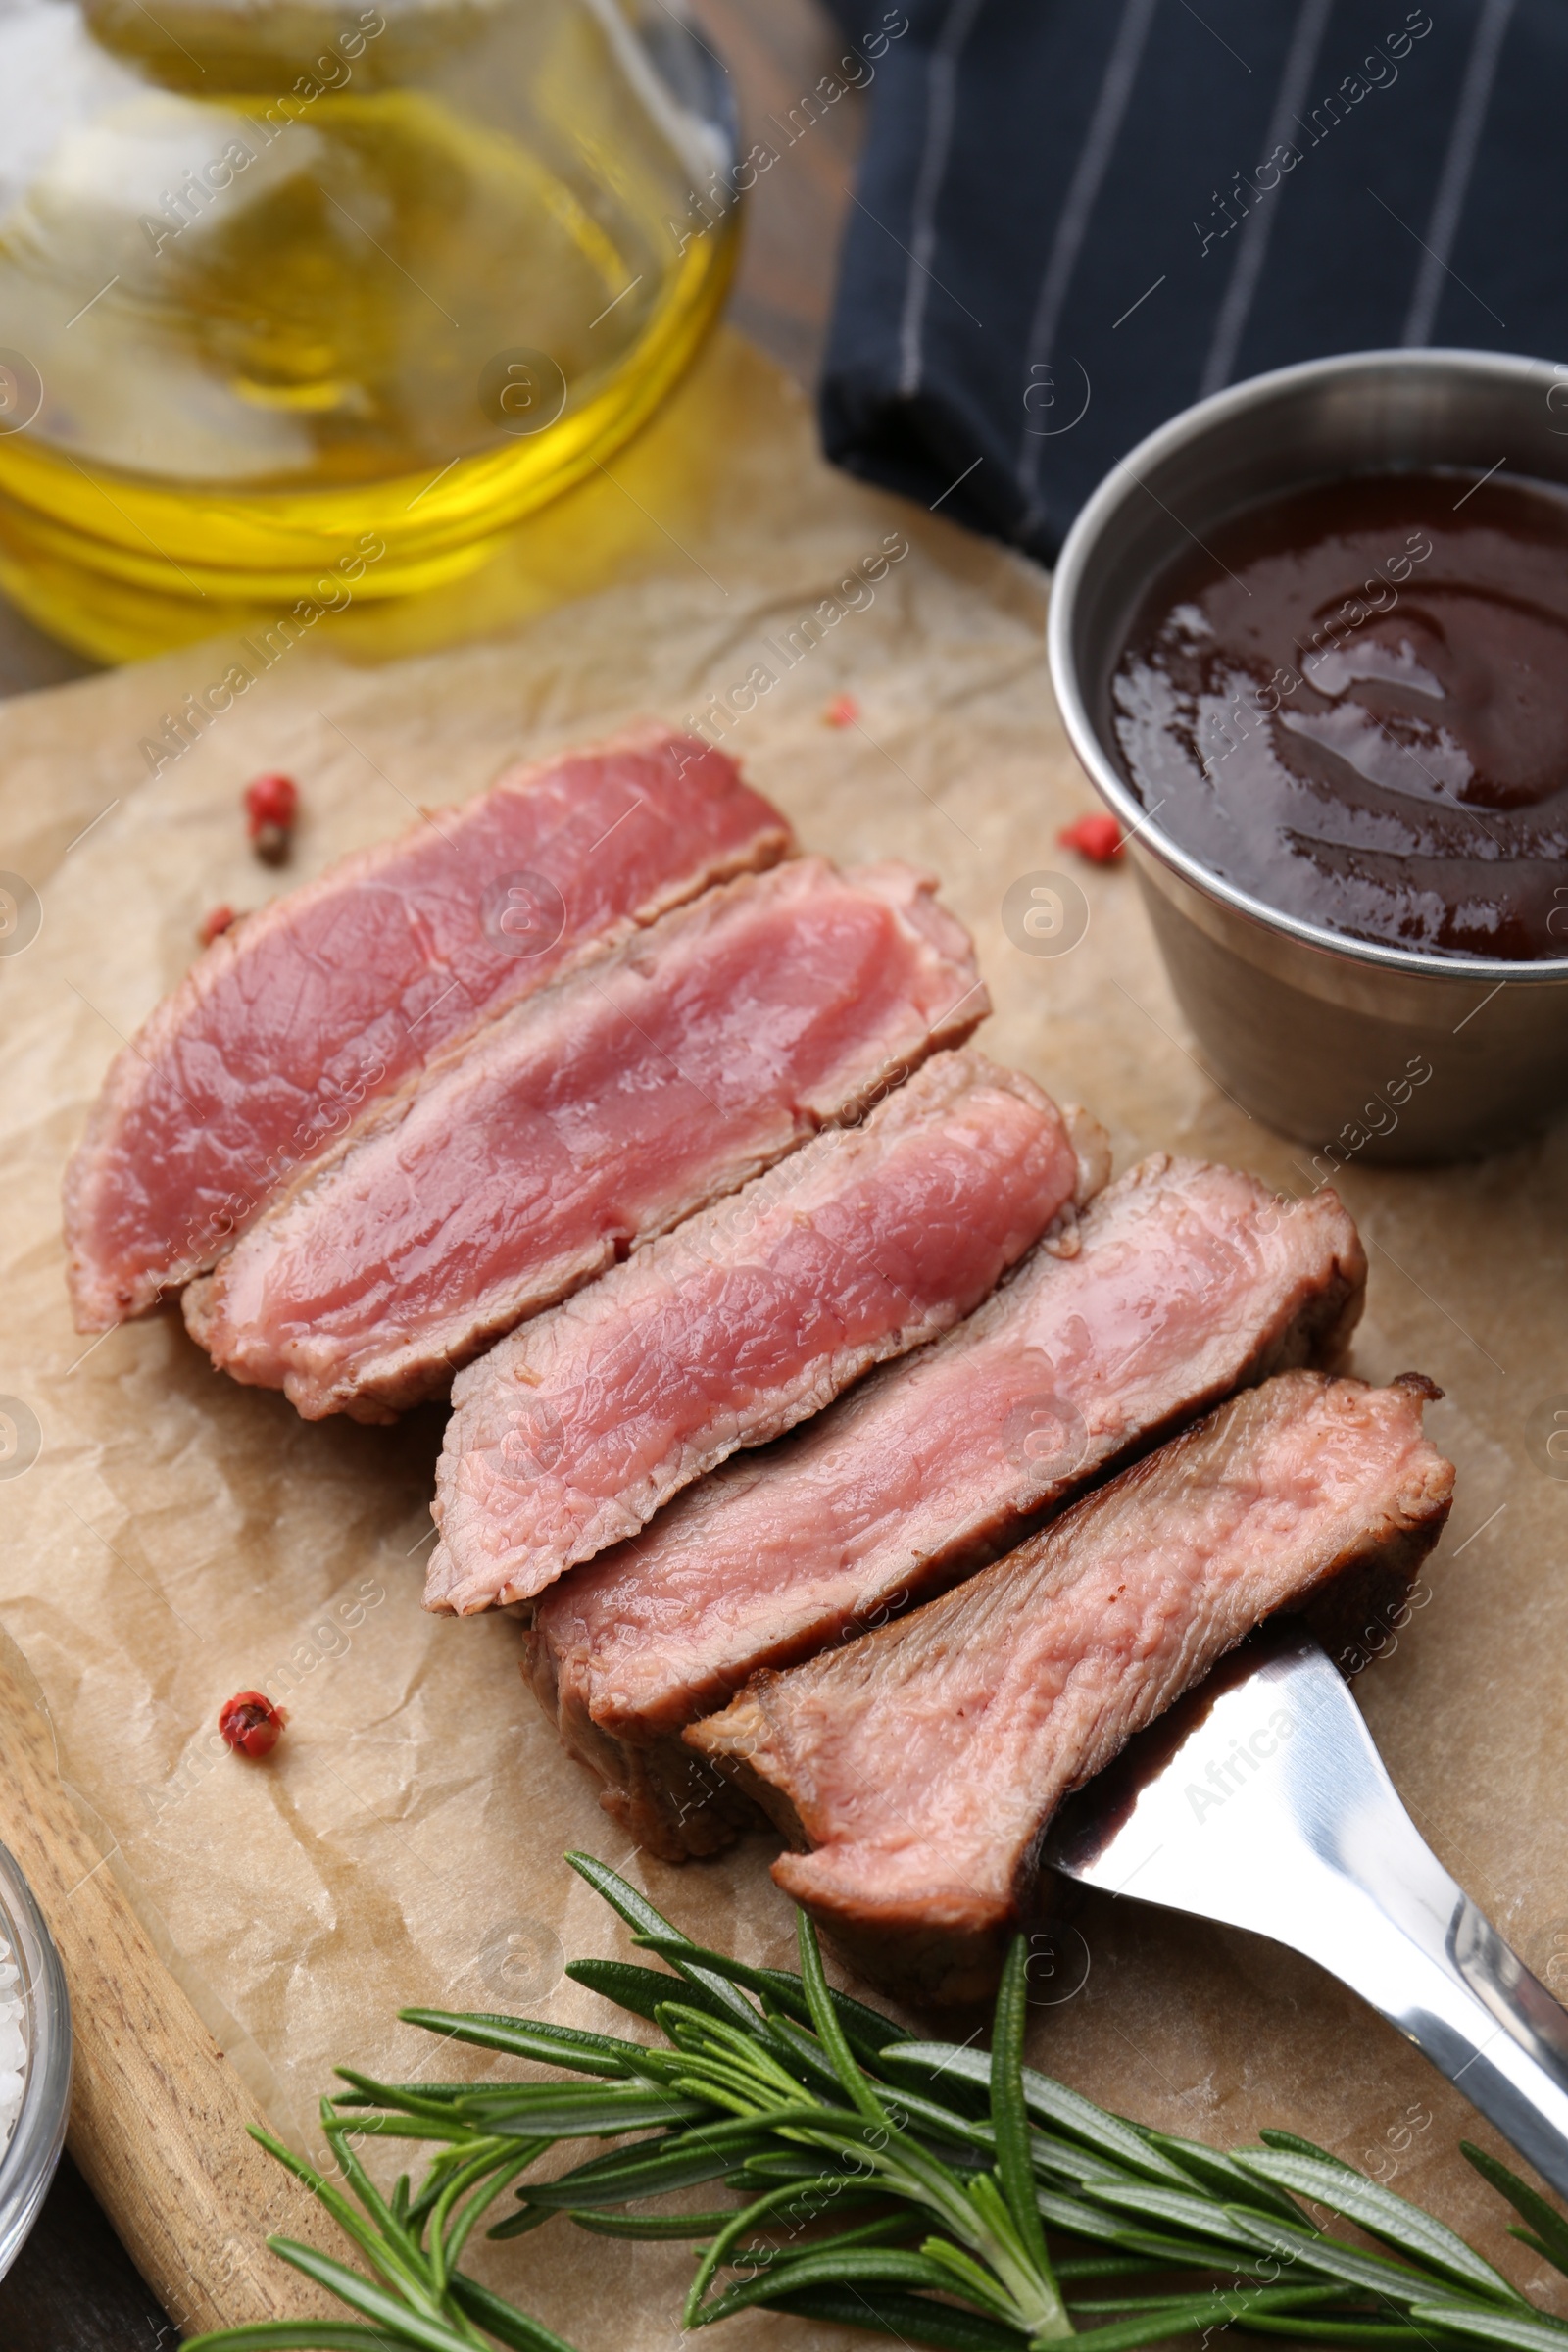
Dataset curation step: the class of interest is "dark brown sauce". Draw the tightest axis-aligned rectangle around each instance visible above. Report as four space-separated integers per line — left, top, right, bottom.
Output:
1110 470 1568 959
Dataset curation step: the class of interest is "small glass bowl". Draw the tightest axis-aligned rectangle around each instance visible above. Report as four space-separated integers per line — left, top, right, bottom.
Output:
0 1840 72 2281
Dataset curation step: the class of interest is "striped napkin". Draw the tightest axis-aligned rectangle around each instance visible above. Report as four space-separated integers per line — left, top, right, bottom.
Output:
818 0 1560 562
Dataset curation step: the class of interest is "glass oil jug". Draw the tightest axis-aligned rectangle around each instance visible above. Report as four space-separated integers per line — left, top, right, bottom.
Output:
0 0 738 660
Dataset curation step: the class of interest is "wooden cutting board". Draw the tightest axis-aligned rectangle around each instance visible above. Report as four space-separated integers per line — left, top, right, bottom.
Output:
0 1639 339 2330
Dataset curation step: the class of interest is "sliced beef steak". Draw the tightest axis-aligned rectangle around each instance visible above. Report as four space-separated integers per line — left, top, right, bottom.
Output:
690 1370 1454 2001
429 1052 1106 1616
184 859 986 1426
527 1156 1364 1858
64 726 790 1330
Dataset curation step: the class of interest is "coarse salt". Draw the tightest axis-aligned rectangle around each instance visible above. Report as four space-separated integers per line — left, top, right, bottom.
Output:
0 1936 25 2152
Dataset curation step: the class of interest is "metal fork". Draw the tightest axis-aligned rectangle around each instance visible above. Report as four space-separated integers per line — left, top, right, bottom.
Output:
1046 1620 1568 2197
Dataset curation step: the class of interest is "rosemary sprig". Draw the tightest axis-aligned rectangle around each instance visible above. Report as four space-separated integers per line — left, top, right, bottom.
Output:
187 1853 1568 2352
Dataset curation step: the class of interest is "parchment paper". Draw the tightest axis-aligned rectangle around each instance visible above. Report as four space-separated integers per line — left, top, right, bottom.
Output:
2 328 1566 2341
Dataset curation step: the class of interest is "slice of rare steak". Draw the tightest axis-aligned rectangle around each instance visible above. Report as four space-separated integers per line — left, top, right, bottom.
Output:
64 725 791 1330
183 858 986 1426
428 1052 1107 1616
690 1369 1454 2000
527 1155 1365 1859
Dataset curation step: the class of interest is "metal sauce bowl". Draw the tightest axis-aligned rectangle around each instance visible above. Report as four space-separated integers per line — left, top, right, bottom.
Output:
1047 347 1568 1165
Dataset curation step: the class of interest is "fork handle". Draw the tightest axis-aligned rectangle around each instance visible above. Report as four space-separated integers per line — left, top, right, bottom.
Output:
1292 1827 1568 2202
1048 1625 1568 2197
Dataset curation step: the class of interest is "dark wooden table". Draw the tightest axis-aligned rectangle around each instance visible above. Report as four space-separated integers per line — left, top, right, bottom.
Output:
0 2 857 2338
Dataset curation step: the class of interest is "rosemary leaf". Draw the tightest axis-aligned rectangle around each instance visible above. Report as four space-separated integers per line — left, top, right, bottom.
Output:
1258 2129 1363 2172
1055 2282 1370 2352
1034 2184 1301 2274
1405 2306 1568 2348
493 2115 785 2219
916 2232 1036 2327
321 2118 476 2145
563 1959 739 2033
447 2086 706 2137
1462 2145 1568 2285
760 2280 1028 2350
630 1932 912 2057
563 1855 760 2032
444 2271 581 2352
1091 2178 1282 2247
1054 2256 1187 2281
755 2006 858 2100
694 2242 992 2326
1241 2323 1450 2344
318 2121 431 2286
1238 2152 1529 2307
685 2178 833 2325
870 2083 994 2161
885 2045 1192 2188
182 2330 405 2350
1133 2129 1315 2226
249 2128 433 2308
1067 2284 1351 2316
1223 2207 1500 2308
329 2087 473 2110
796 1911 888 2128
396 2011 643 2077
256 2241 474 2351
331 2075 482 2128
1009 2306 1209 2352
566 2208 760 2240
989 1936 1058 2294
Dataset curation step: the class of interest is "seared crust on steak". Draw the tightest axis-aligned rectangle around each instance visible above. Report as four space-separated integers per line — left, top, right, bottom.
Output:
688 1369 1454 2001
528 1156 1366 1857
542 1668 758 1864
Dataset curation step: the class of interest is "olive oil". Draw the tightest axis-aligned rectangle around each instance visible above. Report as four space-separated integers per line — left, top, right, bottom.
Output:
0 0 736 659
